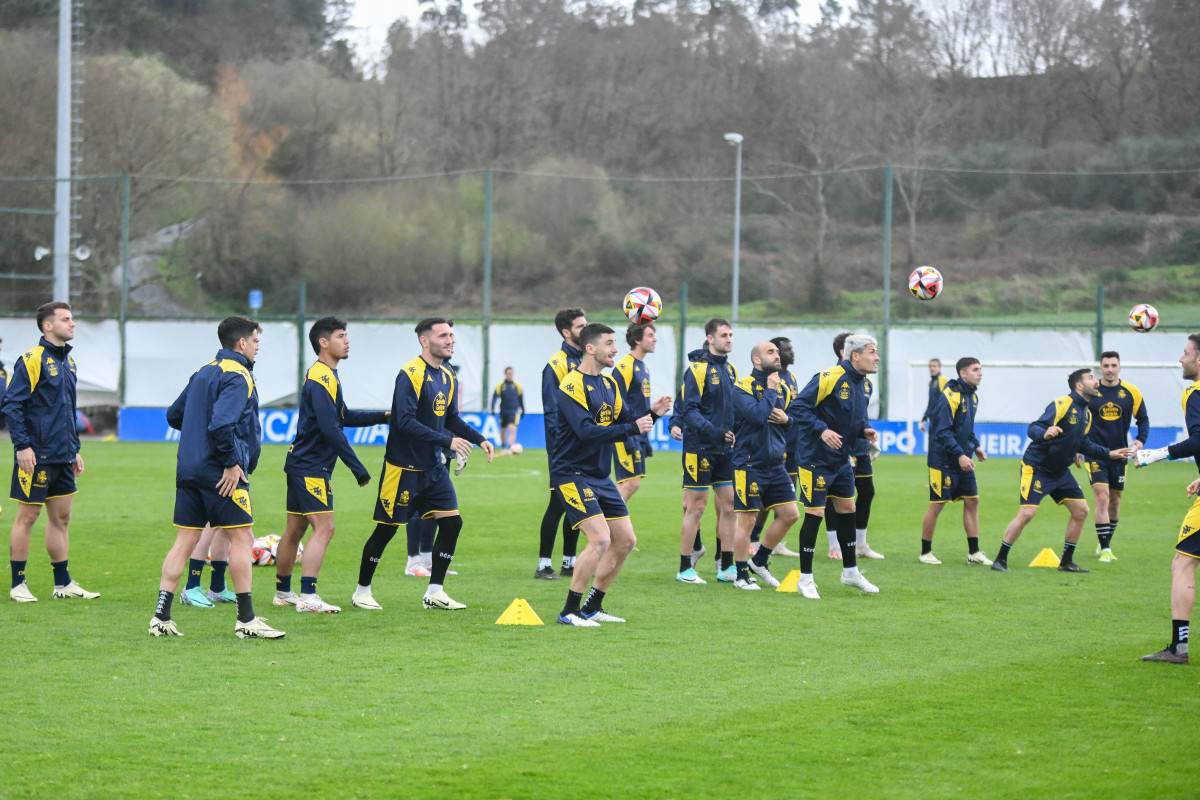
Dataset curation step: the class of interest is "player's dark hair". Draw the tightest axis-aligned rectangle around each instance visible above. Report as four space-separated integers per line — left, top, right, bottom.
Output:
504 365 513 372
704 317 731 338
308 316 347 355
626 322 655 348
1067 367 1092 391
771 337 793 369
579 322 614 351
1099 350 1120 362
415 317 453 340
833 331 853 358
217 316 261 350
554 308 585 337
956 356 979 376
36 301 71 332
1190 333 1200 353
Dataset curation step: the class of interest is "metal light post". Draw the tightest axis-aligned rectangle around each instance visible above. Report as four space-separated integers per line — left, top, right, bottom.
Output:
725 133 743 324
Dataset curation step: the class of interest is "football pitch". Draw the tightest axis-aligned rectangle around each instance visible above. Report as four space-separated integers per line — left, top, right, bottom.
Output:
3 442 1200 799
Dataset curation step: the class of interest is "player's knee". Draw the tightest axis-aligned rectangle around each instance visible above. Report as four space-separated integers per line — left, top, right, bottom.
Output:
777 504 801 525
1071 503 1090 521
963 497 979 511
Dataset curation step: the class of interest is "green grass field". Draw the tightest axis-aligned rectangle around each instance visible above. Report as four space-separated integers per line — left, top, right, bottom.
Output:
3 443 1200 799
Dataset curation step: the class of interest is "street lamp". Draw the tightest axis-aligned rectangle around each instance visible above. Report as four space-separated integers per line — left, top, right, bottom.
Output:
725 132 743 323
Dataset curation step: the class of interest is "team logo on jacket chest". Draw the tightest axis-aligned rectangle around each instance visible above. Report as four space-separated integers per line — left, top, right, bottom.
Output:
1100 403 1121 421
596 403 613 425
838 383 850 400
46 358 58 377
433 391 448 416
1068 409 1078 425
709 370 721 386
1118 389 1127 399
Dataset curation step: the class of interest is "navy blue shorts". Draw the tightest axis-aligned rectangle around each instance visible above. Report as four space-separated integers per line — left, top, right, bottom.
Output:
373 462 458 526
614 437 648 483
796 461 855 510
682 450 734 490
928 464 979 503
553 475 628 530
11 462 76 505
1084 459 1126 491
174 483 253 529
852 454 874 478
286 474 334 515
1019 464 1084 507
734 464 797 513
500 412 518 428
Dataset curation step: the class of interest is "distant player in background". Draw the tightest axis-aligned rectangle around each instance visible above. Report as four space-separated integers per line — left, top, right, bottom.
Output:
678 318 738 584
920 357 992 566
179 525 234 607
536 308 587 580
919 358 947 433
1135 333 1200 664
991 368 1131 574
670 368 715 579
274 317 388 614
1080 351 1148 563
491 366 524 450
551 323 671 626
613 322 657 503
824 332 884 561
354 318 493 611
4 302 96 603
793 334 882 598
0 336 8 390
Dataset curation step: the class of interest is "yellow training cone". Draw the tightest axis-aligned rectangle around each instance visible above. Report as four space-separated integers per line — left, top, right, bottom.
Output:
495 598 544 625
1029 547 1061 568
776 569 801 593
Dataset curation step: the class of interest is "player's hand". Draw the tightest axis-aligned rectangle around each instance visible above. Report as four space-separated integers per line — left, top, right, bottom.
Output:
975 447 987 462
216 465 246 497
821 429 843 449
73 452 84 476
15 447 35 476
766 372 781 390
651 396 672 416
958 454 974 472
768 408 788 425
384 411 391 420
1110 447 1133 461
1188 478 1200 497
635 415 654 434
863 427 879 443
1131 439 1143 453
1073 454 1083 469
918 420 926 433
480 440 495 462
670 426 682 441
449 437 473 458
724 430 736 445
357 472 372 487
1043 426 1062 439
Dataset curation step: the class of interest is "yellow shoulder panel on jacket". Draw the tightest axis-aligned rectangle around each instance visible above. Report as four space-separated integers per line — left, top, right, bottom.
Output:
688 361 708 399
560 370 589 411
217 358 254 397
401 357 426 399
815 366 847 405
549 351 571 382
614 355 635 390
19 346 45 395
306 361 339 403
1051 395 1074 426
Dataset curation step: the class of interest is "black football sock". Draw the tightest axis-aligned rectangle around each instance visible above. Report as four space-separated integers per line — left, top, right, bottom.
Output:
275 573 292 593
836 510 858 569
11 559 27 589
50 559 71 587
921 539 933 555
693 530 703 550
235 592 255 623
562 589 583 616
854 476 875 529
1095 522 1111 549
751 546 771 568
798 514 822 574
429 515 464 586
358 523 398 587
185 558 205 591
824 504 838 533
967 536 980 555
1172 620 1189 652
720 551 733 571
582 587 606 614
714 534 722 563
997 541 1012 563
680 555 692 572
1061 540 1077 566
155 590 174 621
539 493 565 560
735 561 750 580
300 576 317 595
1104 519 1118 549
209 560 228 593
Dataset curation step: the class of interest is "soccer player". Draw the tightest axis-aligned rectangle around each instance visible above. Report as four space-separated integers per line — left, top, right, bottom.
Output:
678 318 738 584
1134 333 1200 664
354 317 493 611
613 322 657 503
3 302 97 603
744 336 802 559
919 358 947 433
919 357 992 566
0 336 8 390
536 308 587 580
990 368 1132 574
149 316 282 638
491 367 524 450
1081 351 1148 563
552 323 671 626
730 341 801 590
273 317 388 614
792 333 882 598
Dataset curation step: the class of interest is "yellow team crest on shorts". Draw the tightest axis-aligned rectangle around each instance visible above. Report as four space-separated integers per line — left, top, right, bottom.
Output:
816 475 826 488
36 469 47 485
700 458 710 471
399 490 410 506
749 482 759 496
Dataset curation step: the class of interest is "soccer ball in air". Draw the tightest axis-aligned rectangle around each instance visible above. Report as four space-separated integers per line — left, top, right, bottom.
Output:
624 287 663 324
1129 303 1159 333
908 266 944 301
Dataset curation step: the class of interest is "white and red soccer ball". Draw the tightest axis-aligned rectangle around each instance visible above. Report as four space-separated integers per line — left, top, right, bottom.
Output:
251 534 302 566
908 266 943 301
1128 303 1159 333
624 287 663 324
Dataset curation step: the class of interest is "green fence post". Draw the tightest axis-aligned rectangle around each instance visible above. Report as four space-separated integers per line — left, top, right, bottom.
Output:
880 165 893 420
296 280 307 400
1095 284 1104 360
677 281 688 390
482 167 493 409
118 174 130 406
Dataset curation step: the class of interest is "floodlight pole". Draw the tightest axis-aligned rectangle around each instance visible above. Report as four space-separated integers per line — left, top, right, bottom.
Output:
53 0 72 301
725 133 743 324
